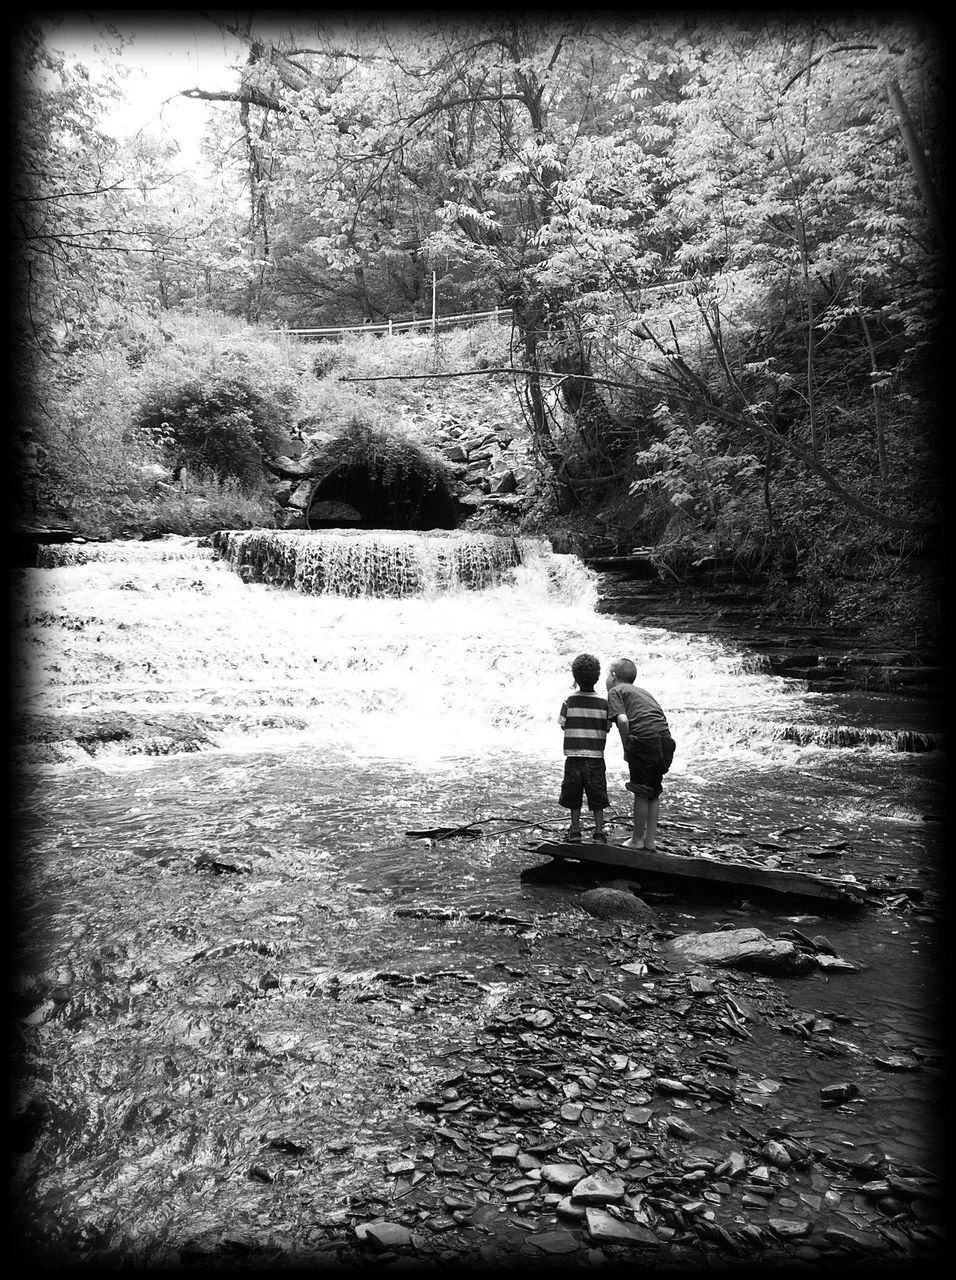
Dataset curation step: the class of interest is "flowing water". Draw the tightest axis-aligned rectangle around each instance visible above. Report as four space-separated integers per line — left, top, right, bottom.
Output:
12 531 945 1186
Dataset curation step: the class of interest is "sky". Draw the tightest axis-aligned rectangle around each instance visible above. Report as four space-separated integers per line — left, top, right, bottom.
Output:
35 11 248 168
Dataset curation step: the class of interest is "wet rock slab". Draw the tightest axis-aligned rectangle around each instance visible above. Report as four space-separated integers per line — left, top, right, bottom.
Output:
668 927 814 975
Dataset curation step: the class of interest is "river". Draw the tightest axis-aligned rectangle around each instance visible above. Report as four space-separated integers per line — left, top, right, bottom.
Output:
10 531 945 1263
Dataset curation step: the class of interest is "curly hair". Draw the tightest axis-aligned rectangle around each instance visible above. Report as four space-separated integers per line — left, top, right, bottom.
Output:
571 652 601 689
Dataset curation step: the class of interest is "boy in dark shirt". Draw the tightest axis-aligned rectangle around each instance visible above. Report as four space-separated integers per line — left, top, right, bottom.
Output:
606 658 676 850
557 653 610 842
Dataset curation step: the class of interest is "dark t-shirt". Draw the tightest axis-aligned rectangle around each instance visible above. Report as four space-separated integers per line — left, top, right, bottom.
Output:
607 682 669 742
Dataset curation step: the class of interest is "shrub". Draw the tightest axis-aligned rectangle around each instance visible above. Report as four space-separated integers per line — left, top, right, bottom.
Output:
134 375 288 488
66 472 275 540
129 316 309 489
439 319 510 370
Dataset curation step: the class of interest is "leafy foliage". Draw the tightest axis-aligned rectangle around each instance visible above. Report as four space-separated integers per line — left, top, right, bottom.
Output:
133 375 287 489
12 14 944 633
185 14 941 535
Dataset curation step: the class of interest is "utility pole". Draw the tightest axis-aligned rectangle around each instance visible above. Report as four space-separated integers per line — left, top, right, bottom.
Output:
430 270 439 371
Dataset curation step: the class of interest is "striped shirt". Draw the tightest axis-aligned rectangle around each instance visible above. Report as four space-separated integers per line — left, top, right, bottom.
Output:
559 691 610 758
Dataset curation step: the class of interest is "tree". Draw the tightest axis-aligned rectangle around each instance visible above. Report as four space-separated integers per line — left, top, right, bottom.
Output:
183 17 661 505
24 12 941 552
610 15 943 541
11 26 155 358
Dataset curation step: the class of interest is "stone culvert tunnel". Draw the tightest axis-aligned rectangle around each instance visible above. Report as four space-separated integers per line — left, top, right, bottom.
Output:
264 427 460 532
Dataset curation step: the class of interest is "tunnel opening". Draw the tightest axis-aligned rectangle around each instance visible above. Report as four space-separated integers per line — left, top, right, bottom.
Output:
305 444 460 531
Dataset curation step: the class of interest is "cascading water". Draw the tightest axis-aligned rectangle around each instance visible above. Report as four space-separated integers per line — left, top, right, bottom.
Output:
211 528 539 596
11 529 945 1262
20 531 940 781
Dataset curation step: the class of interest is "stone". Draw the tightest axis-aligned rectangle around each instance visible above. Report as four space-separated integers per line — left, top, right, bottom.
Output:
309 500 362 523
442 1194 473 1210
491 1144 519 1161
508 1095 543 1113
858 1179 893 1198
668 927 814 975
623 1106 653 1125
579 888 659 925
769 1218 811 1238
584 1208 659 1245
424 1215 457 1232
814 954 860 971
483 492 524 508
276 509 307 529
541 1162 587 1189
524 1229 579 1253
763 1140 792 1168
355 1220 415 1250
664 1115 698 1139
872 1054 920 1072
288 480 315 508
571 1171 626 1204
820 1082 861 1105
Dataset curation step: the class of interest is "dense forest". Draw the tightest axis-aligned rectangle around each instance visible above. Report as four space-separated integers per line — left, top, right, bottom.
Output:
10 13 943 642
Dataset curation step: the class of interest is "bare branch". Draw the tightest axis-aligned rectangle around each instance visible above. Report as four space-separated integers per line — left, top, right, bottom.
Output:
181 86 285 112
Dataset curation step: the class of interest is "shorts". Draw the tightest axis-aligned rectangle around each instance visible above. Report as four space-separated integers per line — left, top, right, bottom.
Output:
624 731 676 801
559 757 609 811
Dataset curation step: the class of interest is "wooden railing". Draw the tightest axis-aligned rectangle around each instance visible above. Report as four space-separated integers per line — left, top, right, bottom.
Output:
270 307 513 339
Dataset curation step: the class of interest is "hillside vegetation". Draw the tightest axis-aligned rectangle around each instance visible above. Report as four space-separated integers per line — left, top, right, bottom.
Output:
11 15 943 654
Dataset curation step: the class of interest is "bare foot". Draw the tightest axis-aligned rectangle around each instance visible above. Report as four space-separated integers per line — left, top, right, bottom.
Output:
623 838 644 848
642 843 656 851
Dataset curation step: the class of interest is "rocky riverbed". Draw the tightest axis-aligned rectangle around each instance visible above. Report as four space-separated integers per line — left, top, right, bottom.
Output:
10 533 944 1271
11 844 944 1271
285 905 943 1272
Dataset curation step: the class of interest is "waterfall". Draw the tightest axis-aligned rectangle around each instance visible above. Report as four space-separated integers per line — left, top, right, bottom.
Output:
778 724 944 752
15 532 939 771
35 537 210 567
211 529 588 599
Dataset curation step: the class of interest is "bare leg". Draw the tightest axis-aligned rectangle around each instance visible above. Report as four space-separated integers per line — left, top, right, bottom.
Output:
592 808 606 838
643 797 660 851
624 793 649 848
567 808 582 839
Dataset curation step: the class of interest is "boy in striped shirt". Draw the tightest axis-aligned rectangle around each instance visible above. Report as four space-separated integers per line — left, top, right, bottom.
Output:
557 653 610 843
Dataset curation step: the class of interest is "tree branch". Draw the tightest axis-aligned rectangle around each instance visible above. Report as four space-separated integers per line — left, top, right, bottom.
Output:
181 86 285 112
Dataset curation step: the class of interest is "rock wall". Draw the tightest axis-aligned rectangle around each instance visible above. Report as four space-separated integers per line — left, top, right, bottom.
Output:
268 376 539 530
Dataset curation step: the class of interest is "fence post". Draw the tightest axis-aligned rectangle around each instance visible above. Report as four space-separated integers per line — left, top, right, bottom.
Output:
388 319 393 336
